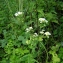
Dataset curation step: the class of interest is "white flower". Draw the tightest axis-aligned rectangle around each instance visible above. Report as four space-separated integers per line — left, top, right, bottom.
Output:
42 29 45 32
44 32 51 38
14 13 18 16
40 29 45 34
33 33 38 37
39 18 45 21
18 11 22 15
26 27 33 32
44 32 51 36
40 31 44 34
39 18 48 23
14 11 23 16
29 27 33 30
26 28 30 32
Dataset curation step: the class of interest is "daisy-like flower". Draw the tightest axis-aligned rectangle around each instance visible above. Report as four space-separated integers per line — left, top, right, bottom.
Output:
44 32 51 38
39 18 45 21
40 31 44 34
14 11 23 16
18 11 22 15
26 27 33 32
44 32 51 36
29 27 33 30
39 18 48 23
26 28 30 32
14 13 18 16
40 29 45 34
33 33 38 37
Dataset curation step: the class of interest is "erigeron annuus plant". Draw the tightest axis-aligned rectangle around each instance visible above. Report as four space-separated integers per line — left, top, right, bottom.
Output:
4 0 52 63
25 18 51 39
25 17 51 63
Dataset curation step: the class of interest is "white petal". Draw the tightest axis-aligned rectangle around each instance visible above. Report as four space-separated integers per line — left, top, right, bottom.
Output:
18 11 22 15
29 27 33 30
44 32 51 36
14 13 18 16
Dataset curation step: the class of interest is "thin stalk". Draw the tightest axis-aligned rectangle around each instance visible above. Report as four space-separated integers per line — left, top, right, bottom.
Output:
19 0 20 11
35 0 39 33
19 0 23 11
40 42 48 63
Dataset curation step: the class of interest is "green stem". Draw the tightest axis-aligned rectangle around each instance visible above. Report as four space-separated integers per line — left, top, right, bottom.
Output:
19 0 23 11
40 42 48 63
35 0 39 33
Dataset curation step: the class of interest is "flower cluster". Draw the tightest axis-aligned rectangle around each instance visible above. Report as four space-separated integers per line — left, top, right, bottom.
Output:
44 31 51 38
14 11 23 16
25 18 51 38
40 29 45 34
44 32 51 36
39 18 48 23
25 17 51 45
26 27 33 32
33 33 38 37
40 29 51 37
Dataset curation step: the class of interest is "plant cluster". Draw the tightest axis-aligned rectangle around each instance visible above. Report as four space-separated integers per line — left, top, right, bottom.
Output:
0 0 63 63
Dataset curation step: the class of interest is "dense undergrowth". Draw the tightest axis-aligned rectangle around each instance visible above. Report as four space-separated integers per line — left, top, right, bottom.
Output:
0 0 63 63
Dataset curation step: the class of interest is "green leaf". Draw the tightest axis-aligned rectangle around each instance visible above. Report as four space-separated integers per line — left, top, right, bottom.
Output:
52 20 59 24
18 36 24 41
18 35 26 45
0 39 7 47
20 54 39 63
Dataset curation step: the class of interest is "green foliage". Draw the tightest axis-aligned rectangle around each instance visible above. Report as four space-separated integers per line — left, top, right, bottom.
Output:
0 0 63 63
58 47 63 63
49 44 60 63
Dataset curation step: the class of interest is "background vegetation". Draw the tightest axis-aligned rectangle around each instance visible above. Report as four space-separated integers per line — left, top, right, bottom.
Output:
0 0 63 63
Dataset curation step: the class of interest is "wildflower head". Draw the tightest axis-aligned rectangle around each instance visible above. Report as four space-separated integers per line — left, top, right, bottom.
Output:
26 28 30 32
29 27 33 30
14 11 23 16
14 13 18 16
44 32 51 36
26 26 33 32
40 31 44 34
44 32 51 38
33 33 38 37
39 18 48 23
40 29 45 34
18 11 22 15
